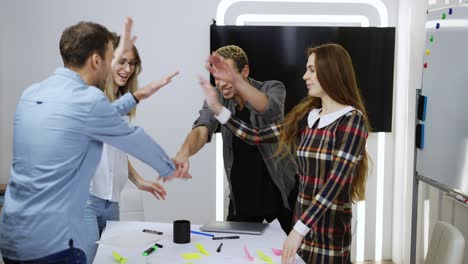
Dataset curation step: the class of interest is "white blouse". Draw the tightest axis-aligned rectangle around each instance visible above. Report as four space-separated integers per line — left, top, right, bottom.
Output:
90 116 130 202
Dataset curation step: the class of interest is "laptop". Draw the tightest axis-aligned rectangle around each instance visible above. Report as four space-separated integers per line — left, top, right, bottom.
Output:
200 221 269 235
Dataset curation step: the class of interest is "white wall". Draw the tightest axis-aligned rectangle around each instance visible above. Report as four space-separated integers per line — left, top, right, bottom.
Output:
0 0 220 224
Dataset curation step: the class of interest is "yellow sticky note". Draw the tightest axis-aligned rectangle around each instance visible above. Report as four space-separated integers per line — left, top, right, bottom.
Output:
112 251 127 264
257 249 273 263
181 253 202 260
195 243 210 255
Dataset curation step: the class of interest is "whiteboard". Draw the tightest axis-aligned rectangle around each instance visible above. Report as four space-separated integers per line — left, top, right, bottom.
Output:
416 5 468 196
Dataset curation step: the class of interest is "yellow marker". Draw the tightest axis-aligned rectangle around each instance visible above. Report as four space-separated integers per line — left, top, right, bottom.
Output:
425 49 430 55
112 251 128 264
181 253 202 260
257 250 273 263
195 243 210 255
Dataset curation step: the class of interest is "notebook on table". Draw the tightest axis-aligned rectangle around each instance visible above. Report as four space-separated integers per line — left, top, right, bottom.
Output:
200 221 269 235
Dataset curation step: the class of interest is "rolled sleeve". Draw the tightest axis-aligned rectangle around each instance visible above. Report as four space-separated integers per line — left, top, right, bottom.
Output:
249 80 285 120
192 100 220 143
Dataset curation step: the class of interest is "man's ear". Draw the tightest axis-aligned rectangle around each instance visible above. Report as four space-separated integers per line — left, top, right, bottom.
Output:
90 53 102 70
241 64 250 79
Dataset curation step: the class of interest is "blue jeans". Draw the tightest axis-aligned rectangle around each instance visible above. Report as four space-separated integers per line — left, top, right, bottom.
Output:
83 195 120 264
3 244 86 264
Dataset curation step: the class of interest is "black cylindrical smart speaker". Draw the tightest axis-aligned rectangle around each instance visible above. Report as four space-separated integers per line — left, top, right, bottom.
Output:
173 220 190 244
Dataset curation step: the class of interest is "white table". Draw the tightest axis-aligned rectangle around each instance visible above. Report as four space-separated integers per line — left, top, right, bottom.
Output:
94 219 305 264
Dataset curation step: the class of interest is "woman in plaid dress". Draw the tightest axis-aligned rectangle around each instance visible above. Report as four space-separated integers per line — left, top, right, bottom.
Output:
199 43 370 264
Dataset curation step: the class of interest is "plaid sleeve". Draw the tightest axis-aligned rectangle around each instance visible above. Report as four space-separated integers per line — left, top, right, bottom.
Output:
299 111 368 227
192 99 219 143
224 115 282 144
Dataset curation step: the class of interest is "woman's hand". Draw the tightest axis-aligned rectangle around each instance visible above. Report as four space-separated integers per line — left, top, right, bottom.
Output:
281 229 304 264
113 17 137 69
133 71 179 101
136 178 167 200
198 76 223 115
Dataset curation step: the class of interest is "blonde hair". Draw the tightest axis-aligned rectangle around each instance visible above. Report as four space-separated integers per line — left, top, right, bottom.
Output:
276 43 371 201
104 34 142 119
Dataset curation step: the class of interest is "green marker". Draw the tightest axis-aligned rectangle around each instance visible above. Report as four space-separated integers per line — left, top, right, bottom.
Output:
142 245 158 256
442 13 446 19
430 35 434 43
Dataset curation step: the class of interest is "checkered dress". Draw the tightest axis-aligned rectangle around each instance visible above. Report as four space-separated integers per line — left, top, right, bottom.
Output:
224 109 368 264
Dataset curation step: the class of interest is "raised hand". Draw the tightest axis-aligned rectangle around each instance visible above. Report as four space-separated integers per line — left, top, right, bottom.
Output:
112 17 138 68
205 52 240 84
133 71 180 101
198 76 223 115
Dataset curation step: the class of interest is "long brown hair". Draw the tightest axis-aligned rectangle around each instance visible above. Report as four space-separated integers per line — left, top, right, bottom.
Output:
276 43 371 201
104 34 142 119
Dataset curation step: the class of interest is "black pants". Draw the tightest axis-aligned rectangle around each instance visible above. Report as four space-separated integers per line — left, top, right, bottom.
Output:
227 179 299 234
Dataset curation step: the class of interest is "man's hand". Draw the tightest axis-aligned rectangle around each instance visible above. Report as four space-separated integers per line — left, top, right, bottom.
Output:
159 159 192 182
198 76 223 115
281 229 303 264
136 178 167 200
173 152 190 179
112 17 138 68
133 71 180 101
205 52 241 85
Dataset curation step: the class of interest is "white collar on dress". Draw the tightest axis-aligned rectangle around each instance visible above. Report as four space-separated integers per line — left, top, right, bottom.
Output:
307 105 355 128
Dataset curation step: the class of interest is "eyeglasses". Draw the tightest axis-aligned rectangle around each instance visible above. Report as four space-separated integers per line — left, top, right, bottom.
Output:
117 58 138 70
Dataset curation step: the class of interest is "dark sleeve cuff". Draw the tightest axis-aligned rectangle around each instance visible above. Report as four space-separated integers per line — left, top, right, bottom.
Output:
131 93 140 104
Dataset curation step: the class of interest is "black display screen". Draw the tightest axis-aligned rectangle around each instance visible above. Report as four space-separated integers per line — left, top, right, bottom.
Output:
211 25 395 132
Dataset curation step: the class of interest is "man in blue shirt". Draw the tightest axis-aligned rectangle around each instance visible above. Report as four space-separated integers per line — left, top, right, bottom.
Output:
0 18 187 263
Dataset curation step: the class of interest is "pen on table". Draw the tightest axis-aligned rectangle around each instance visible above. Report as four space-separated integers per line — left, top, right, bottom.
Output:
212 235 240 240
191 230 215 237
143 229 163 235
142 244 158 256
216 242 223 253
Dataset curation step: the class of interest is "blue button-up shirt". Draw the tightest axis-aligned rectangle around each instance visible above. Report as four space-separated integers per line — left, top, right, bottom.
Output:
0 68 175 260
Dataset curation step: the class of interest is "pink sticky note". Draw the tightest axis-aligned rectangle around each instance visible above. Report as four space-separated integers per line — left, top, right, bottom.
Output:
244 245 254 262
271 248 282 256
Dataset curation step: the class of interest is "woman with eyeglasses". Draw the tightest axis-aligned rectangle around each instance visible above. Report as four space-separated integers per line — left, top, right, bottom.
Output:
82 34 180 263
